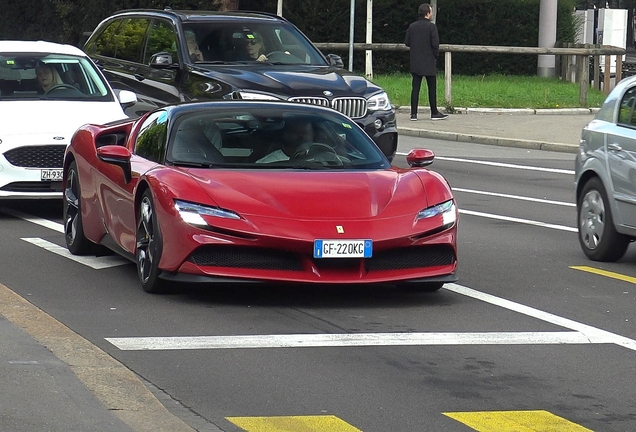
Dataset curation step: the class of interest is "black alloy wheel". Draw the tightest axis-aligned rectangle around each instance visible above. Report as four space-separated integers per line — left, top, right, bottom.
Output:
136 189 165 293
63 161 93 255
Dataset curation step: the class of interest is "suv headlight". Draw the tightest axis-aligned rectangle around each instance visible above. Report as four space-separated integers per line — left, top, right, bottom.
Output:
367 91 391 111
237 91 282 101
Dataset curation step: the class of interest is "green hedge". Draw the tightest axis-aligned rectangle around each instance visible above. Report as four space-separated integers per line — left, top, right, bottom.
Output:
0 0 577 76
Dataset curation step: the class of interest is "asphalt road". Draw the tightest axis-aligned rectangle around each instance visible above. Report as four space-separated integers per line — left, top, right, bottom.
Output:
1 136 636 431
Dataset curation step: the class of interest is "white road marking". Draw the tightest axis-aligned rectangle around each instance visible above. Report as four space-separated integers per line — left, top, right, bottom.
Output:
395 153 575 175
106 332 591 351
1 207 64 233
459 209 578 232
106 282 636 352
444 283 636 352
453 187 575 207
21 238 128 269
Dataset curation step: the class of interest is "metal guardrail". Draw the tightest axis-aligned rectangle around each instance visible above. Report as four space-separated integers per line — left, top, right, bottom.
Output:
314 43 627 106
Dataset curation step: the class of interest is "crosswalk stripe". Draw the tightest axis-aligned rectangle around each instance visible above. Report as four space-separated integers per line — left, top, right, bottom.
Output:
105 331 592 351
226 415 361 432
21 238 128 269
443 410 593 431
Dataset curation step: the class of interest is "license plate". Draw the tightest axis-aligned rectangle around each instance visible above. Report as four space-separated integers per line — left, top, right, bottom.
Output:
314 239 372 258
41 169 63 181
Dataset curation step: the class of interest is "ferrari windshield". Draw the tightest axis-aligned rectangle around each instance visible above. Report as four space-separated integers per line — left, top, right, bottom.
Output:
182 21 327 65
0 53 112 101
165 107 390 170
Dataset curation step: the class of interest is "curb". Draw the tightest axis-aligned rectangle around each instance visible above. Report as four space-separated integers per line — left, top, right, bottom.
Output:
395 106 600 115
397 126 579 154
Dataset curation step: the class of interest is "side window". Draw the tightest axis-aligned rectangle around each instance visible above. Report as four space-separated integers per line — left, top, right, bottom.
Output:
618 87 636 126
135 111 168 163
87 20 123 57
112 18 150 63
144 19 178 64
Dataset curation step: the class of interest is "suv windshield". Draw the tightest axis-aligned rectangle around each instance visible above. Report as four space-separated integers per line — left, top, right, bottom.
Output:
0 53 111 101
182 21 327 66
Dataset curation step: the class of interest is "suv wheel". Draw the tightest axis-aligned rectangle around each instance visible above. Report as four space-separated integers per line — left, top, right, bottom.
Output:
577 177 630 261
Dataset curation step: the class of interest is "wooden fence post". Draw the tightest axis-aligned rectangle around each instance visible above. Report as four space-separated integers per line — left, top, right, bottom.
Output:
577 55 589 105
594 54 600 90
604 54 612 94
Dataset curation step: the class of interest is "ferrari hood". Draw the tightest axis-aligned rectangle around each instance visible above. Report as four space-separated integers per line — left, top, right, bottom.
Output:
0 100 127 141
199 65 382 99
187 170 428 220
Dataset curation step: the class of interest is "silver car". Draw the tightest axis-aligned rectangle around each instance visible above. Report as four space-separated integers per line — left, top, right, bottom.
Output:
576 75 636 261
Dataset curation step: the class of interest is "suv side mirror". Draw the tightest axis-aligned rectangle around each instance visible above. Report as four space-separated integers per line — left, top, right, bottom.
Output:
116 90 137 109
150 52 174 68
326 54 344 69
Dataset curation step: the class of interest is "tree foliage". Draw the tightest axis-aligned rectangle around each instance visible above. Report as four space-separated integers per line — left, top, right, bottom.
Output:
1 0 581 75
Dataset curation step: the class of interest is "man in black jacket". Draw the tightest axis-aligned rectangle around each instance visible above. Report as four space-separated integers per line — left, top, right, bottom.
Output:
405 3 448 121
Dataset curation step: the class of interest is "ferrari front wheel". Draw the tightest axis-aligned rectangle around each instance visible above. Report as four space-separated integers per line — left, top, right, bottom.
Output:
136 189 165 293
63 161 93 255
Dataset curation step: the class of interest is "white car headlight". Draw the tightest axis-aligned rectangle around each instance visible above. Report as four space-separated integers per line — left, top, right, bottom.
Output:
367 91 391 111
237 91 282 101
416 200 457 227
174 200 241 226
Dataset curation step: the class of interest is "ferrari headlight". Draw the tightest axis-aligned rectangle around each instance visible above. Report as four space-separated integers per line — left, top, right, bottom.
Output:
174 200 241 226
367 91 391 111
237 91 282 101
416 200 456 227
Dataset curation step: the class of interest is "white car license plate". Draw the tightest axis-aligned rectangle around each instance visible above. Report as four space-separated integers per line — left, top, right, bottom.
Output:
314 239 372 258
41 169 63 181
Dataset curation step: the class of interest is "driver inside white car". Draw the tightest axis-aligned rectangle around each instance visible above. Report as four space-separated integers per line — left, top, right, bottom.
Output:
35 64 62 93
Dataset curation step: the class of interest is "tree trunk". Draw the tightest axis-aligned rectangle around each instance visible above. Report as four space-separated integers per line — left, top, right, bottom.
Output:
218 0 239 10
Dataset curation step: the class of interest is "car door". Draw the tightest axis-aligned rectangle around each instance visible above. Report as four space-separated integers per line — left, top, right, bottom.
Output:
607 85 636 228
130 19 183 116
97 111 168 254
86 17 154 117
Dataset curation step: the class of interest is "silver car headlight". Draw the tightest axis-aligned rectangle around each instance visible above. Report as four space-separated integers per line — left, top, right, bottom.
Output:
237 91 282 101
174 200 241 226
367 91 391 111
416 200 457 227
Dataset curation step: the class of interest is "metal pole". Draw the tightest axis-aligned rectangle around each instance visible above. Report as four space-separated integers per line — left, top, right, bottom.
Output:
538 0 558 77
277 0 283 17
349 0 355 72
365 0 373 79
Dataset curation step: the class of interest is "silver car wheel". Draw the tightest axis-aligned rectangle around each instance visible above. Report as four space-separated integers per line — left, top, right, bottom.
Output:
579 189 605 250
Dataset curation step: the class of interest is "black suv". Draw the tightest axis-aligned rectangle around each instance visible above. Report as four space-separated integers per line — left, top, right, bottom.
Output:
83 9 398 159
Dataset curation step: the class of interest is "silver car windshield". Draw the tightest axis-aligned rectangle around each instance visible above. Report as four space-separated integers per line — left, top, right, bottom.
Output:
0 53 112 101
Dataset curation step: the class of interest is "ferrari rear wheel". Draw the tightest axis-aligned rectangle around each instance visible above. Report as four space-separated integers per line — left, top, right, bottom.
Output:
136 189 165 293
63 161 93 255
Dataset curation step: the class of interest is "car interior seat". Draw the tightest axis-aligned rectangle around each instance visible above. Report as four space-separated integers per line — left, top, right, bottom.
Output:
172 117 225 164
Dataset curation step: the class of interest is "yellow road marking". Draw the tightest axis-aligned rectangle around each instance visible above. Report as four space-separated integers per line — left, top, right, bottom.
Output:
571 265 636 284
443 410 593 431
226 415 362 431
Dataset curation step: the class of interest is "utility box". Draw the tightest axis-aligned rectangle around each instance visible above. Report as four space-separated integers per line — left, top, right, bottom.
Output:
575 8 627 75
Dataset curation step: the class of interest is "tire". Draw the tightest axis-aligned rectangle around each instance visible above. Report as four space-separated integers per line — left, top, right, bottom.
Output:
63 161 94 255
136 189 165 293
577 177 630 262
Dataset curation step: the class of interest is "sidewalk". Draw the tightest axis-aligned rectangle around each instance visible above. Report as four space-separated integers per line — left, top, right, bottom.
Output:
395 106 596 153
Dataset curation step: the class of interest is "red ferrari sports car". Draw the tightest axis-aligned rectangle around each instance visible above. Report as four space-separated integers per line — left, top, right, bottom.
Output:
63 101 458 293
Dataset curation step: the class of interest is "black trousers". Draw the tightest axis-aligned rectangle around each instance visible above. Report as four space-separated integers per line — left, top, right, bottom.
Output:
410 74 438 116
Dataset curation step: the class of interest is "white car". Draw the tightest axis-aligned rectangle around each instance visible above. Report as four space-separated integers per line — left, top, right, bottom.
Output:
0 40 136 199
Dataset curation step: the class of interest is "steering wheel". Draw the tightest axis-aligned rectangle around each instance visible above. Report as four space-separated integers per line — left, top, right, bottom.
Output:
292 143 344 166
44 84 79 95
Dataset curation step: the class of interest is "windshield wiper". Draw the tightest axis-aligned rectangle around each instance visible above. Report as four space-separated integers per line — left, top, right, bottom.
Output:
171 161 215 168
